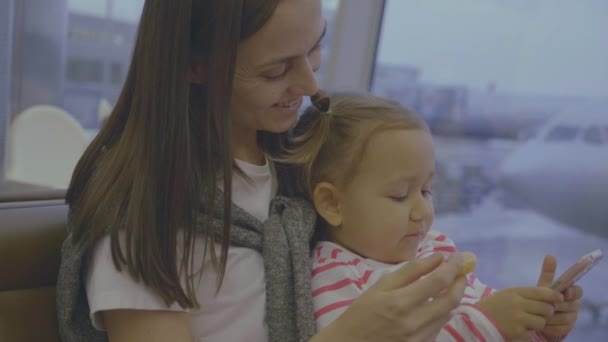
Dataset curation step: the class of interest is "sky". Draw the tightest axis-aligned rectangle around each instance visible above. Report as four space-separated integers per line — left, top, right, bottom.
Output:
376 0 608 99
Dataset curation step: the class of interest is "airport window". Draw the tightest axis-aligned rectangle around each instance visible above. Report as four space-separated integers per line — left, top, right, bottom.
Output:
372 1 608 339
583 126 604 145
110 63 124 85
111 0 145 23
67 0 107 18
0 1 341 195
66 58 104 83
68 0 145 22
545 125 579 142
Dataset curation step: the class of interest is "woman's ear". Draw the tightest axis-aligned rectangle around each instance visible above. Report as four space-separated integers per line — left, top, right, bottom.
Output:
312 182 342 227
188 64 205 84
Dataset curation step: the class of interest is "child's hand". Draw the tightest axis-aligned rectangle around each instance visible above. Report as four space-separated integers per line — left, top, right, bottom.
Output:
535 254 584 338
542 285 583 338
476 287 562 340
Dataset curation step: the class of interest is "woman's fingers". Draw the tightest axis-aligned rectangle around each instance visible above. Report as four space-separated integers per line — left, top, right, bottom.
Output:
374 253 445 292
400 276 467 332
403 313 451 342
392 253 463 305
353 253 466 342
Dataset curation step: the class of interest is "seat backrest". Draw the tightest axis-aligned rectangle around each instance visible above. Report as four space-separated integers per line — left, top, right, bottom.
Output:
0 197 67 342
98 98 112 126
5 105 88 189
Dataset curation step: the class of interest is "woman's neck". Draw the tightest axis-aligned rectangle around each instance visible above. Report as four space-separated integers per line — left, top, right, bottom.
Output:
232 126 265 165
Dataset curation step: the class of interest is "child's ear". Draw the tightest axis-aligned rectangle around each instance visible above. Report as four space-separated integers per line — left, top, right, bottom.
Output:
312 182 342 227
188 64 205 84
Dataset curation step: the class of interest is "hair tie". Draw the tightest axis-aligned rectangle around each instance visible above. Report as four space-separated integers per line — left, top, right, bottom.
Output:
310 90 332 117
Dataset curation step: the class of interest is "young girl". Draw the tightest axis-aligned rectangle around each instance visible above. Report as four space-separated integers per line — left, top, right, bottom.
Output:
277 91 583 341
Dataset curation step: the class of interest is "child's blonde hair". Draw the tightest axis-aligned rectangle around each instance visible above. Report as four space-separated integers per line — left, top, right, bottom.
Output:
276 91 428 201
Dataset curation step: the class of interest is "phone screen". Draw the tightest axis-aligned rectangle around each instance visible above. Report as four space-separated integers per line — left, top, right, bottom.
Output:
552 249 603 292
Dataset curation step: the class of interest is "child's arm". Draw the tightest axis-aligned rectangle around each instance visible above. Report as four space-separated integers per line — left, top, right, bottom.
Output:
419 232 561 342
416 232 506 340
464 261 566 342
433 269 508 341
311 262 366 331
474 287 564 342
311 244 397 331
436 271 564 342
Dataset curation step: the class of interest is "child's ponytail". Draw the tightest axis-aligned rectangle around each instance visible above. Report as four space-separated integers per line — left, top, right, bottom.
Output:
273 90 334 199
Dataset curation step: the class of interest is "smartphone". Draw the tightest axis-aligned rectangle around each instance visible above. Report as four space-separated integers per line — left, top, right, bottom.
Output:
551 249 603 292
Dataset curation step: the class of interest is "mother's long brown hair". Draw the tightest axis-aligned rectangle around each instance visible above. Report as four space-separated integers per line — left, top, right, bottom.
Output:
66 0 279 308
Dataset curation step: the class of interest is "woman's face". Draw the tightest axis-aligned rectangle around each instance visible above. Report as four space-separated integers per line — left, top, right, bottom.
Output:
232 0 325 135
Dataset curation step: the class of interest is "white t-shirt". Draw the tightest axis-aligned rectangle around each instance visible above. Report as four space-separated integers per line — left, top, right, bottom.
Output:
85 159 277 342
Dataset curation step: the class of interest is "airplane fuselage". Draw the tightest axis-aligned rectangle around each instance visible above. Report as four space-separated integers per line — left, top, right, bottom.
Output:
498 113 608 238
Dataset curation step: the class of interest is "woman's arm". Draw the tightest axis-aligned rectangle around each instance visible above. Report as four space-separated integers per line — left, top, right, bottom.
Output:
104 309 193 342
84 235 197 342
311 253 467 342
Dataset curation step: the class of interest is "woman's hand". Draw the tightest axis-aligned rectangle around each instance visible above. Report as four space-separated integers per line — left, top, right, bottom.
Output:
313 253 467 342
104 309 193 342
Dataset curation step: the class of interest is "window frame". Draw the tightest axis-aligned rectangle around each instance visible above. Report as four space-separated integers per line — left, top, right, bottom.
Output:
321 0 385 91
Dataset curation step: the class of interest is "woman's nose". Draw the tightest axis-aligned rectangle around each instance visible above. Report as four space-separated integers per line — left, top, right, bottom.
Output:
289 58 319 96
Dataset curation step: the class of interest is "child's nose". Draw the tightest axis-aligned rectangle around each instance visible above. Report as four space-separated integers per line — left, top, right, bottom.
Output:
410 197 432 222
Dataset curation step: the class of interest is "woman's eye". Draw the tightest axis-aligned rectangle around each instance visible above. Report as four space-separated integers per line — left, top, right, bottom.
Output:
262 66 287 81
310 43 323 54
263 69 287 81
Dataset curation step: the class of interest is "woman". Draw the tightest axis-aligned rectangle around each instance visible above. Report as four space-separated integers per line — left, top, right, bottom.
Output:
56 0 467 341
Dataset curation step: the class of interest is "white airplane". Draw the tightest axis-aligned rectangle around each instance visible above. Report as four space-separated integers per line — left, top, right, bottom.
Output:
497 108 608 238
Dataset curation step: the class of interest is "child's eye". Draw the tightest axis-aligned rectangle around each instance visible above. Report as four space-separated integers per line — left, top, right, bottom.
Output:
391 195 408 202
422 189 433 197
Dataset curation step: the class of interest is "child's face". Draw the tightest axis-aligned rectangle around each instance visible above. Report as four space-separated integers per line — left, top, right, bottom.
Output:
332 128 435 264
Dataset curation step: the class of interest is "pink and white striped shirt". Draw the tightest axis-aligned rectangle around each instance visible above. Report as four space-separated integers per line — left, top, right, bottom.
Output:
311 230 558 342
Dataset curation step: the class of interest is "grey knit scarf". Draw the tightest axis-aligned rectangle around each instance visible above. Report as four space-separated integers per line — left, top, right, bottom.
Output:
56 192 317 342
